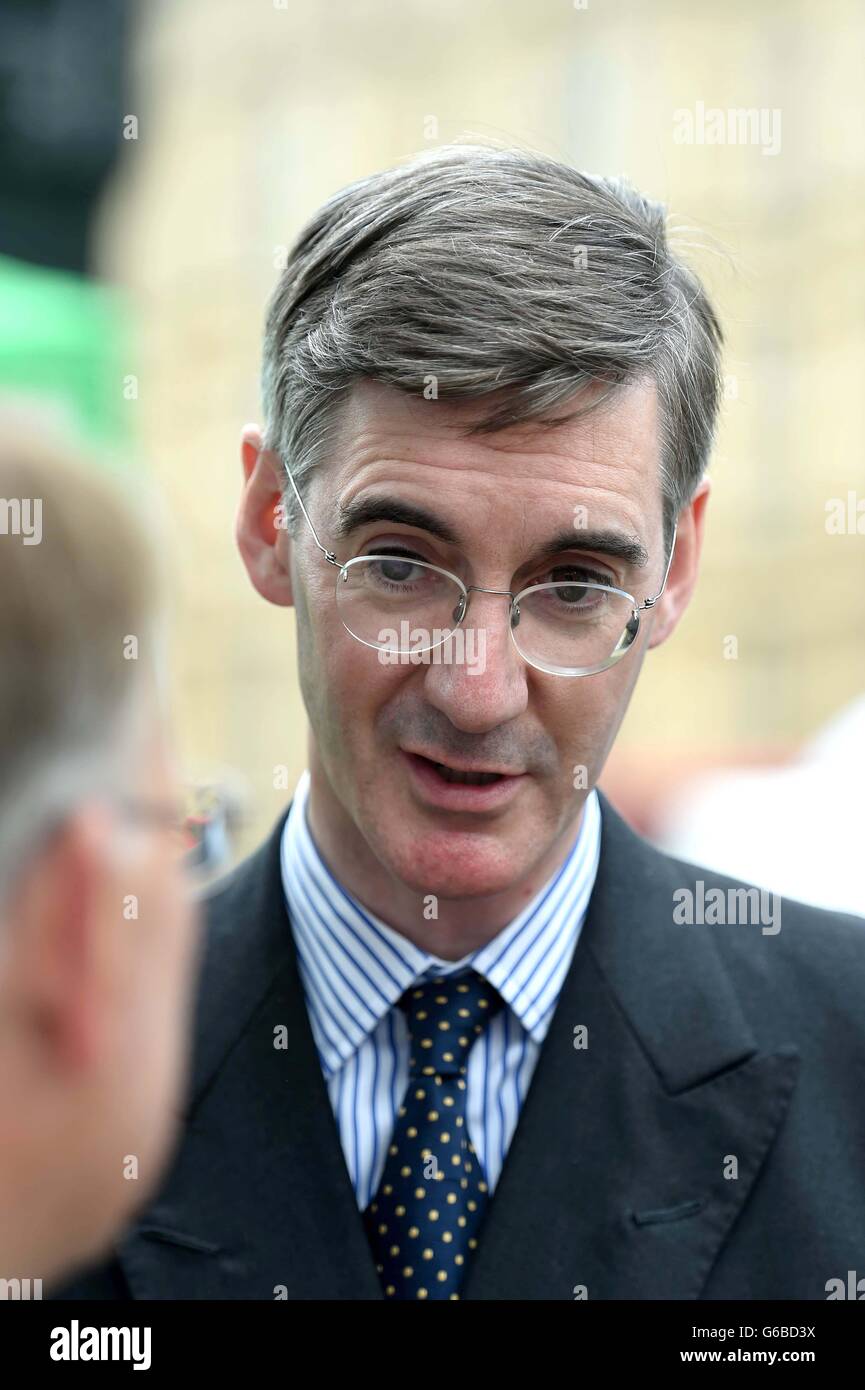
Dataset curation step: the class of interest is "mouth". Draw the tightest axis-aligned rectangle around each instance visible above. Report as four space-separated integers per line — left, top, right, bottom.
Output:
421 761 504 786
400 750 527 811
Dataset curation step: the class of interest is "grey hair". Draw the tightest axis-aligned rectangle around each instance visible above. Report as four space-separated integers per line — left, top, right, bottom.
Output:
261 142 724 552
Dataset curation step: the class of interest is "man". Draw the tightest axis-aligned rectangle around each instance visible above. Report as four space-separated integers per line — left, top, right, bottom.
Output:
54 144 865 1301
0 418 200 1294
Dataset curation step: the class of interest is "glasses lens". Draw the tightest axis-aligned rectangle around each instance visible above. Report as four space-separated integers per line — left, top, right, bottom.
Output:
512 581 639 676
335 556 466 653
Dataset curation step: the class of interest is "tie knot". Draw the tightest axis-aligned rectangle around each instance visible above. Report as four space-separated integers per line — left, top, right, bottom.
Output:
399 970 503 1076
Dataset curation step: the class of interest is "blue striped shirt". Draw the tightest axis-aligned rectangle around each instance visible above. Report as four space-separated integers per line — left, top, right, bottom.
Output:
280 770 602 1210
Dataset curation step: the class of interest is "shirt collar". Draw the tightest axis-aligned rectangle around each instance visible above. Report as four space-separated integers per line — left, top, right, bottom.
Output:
281 769 602 1077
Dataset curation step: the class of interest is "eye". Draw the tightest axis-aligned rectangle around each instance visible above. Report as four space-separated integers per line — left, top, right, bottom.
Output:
523 564 618 617
546 564 616 590
367 545 429 565
365 546 432 582
372 554 423 585
363 531 441 561
355 548 448 599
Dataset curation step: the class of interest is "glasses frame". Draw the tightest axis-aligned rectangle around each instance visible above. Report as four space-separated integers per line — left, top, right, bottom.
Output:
283 468 678 678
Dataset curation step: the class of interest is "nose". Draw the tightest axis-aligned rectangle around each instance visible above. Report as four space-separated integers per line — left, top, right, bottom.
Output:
421 588 529 733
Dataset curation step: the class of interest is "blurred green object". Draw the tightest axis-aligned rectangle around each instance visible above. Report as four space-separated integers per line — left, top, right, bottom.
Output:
0 253 131 459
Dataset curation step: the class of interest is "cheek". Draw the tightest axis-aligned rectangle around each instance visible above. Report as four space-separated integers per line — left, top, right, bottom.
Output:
296 586 407 761
133 856 196 985
542 666 637 784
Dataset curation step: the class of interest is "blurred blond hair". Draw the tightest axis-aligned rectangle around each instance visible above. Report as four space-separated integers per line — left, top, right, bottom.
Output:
0 407 164 902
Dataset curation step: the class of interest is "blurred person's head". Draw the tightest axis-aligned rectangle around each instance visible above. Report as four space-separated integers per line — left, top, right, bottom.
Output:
0 416 200 1290
237 144 723 929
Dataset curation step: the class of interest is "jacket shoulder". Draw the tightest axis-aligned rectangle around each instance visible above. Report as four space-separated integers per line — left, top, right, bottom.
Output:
596 792 865 1022
644 833 865 1024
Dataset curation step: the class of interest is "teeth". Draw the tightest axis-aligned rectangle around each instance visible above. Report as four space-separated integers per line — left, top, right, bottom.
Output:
434 762 502 785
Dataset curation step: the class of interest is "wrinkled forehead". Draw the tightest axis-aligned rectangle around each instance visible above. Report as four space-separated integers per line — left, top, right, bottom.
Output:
316 376 664 547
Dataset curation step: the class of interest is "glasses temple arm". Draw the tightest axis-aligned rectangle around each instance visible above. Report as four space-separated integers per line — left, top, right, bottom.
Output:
284 465 338 564
641 518 678 610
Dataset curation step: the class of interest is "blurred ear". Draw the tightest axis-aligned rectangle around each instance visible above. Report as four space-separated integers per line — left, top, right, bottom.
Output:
235 423 294 607
645 478 710 650
6 807 114 1075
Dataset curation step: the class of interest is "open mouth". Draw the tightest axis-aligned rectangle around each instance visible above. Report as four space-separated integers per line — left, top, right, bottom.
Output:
401 750 526 810
405 751 517 786
425 760 504 786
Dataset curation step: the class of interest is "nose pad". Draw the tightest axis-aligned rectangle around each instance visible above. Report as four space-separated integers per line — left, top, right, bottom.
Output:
452 594 467 625
510 601 520 630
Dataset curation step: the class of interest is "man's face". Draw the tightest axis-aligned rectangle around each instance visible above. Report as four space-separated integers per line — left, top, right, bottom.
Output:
0 683 201 1283
264 377 695 902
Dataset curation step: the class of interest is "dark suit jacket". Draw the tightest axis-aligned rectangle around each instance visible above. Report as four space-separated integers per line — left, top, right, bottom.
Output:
51 793 865 1300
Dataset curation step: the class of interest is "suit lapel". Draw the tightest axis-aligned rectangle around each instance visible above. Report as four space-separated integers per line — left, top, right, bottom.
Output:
117 807 383 1300
463 793 800 1300
117 792 800 1300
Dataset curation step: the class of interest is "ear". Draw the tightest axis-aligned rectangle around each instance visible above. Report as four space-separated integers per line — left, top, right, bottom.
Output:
235 423 294 607
645 478 710 650
7 807 113 1076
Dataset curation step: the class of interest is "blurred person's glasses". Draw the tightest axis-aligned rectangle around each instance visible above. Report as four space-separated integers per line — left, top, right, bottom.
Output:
116 786 232 874
283 468 677 678
115 795 192 860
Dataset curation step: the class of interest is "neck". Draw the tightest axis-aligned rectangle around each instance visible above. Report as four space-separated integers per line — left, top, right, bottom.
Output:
303 758 585 960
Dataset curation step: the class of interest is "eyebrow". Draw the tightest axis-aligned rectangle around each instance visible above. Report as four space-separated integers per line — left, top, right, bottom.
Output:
333 494 649 570
334 496 461 546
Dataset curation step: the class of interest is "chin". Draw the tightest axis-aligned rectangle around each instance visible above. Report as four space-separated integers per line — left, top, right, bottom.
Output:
373 821 532 901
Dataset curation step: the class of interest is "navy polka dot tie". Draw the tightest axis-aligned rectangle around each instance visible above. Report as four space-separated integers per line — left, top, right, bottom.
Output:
363 969 504 1300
